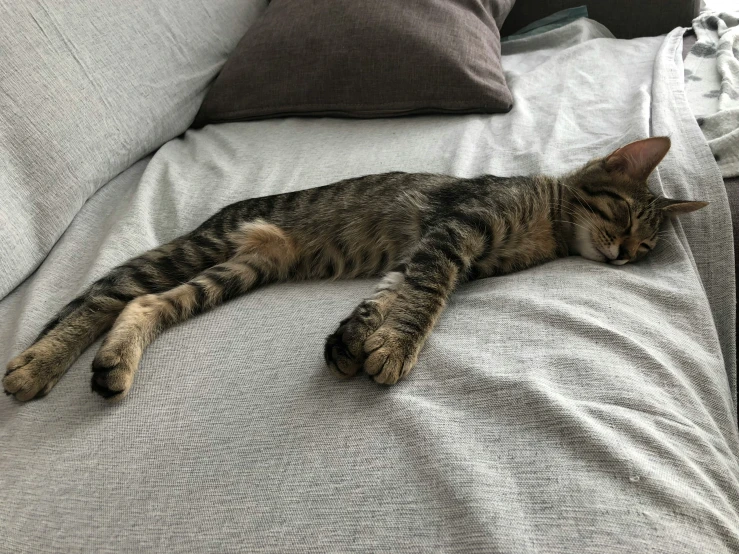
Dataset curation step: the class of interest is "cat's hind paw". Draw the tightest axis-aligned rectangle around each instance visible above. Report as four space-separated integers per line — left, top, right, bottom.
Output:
90 340 139 401
3 340 69 401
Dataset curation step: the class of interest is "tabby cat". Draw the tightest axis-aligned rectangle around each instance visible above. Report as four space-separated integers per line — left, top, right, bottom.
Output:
4 137 706 402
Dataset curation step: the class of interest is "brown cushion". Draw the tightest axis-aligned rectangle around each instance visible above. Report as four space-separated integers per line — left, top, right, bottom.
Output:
194 0 515 126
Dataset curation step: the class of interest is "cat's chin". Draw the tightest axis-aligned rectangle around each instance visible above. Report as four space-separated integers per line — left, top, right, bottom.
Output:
572 227 608 263
580 251 607 263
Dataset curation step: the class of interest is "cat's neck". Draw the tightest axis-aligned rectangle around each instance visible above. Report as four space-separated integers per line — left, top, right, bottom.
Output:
547 176 581 257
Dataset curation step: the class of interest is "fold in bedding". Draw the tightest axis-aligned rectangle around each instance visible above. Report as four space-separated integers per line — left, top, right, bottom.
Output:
0 0 269 301
1 19 738 553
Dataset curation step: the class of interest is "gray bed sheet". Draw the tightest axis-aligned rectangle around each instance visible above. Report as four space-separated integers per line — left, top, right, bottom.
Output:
1 20 738 552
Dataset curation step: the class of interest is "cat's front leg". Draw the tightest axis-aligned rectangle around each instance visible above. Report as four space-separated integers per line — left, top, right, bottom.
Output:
362 292 450 386
324 269 404 377
363 233 475 385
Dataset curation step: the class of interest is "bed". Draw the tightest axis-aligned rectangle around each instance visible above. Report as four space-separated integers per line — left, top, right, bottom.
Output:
2 1 738 552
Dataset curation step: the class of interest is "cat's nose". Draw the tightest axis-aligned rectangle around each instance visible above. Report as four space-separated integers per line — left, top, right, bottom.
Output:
611 244 633 265
617 245 629 260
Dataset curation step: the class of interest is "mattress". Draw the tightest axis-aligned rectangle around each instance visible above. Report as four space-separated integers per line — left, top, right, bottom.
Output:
1 19 737 553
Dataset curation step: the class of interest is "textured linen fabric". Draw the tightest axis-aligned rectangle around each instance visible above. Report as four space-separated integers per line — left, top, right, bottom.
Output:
726 176 739 391
193 0 514 126
684 30 739 377
1 20 738 552
0 0 268 300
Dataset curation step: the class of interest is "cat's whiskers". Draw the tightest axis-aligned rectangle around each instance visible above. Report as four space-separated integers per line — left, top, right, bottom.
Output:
549 199 599 228
553 219 592 234
548 202 608 251
548 203 593 233
556 193 601 227
559 200 607 240
559 182 599 219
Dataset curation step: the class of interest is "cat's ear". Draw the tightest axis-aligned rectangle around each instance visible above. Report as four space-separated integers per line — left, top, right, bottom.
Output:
604 136 671 181
657 198 709 215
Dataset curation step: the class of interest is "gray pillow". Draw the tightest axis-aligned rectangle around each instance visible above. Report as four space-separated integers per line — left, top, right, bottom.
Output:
194 0 515 126
0 1 268 300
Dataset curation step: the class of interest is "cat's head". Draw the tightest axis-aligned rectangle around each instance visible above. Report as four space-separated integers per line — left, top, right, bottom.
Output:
564 136 707 265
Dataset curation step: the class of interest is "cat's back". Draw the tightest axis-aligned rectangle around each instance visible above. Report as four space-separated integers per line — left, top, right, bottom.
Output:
300 171 537 227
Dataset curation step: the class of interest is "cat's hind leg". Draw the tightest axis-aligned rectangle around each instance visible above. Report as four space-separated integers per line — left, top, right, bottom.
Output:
4 233 231 401
90 222 296 400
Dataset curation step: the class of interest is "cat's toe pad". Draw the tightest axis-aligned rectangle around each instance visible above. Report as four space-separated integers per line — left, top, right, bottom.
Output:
324 317 368 378
363 329 418 385
325 305 389 379
91 348 136 401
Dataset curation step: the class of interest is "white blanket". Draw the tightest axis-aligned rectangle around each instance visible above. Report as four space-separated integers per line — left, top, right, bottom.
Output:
1 19 737 553
684 11 739 176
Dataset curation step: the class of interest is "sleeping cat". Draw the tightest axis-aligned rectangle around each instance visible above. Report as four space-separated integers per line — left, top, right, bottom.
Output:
4 137 706 402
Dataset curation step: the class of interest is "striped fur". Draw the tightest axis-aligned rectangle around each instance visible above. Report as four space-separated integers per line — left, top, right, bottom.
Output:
4 137 707 401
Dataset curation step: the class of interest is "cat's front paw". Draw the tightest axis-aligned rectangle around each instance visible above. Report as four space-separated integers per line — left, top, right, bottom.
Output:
325 302 386 378
91 338 140 401
363 327 420 385
4 339 71 401
325 317 369 378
